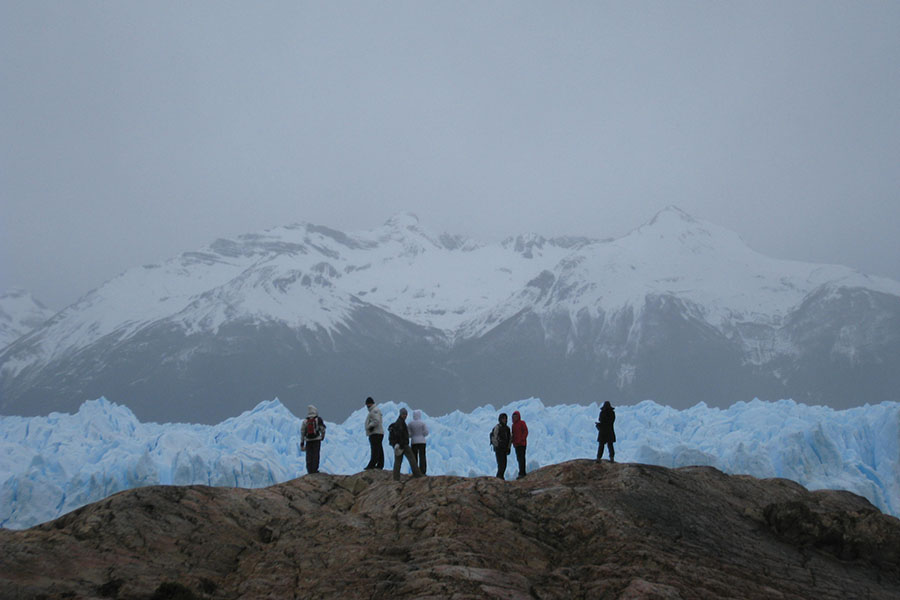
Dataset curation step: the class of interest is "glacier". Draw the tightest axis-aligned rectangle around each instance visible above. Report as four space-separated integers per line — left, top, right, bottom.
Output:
1 396 898 529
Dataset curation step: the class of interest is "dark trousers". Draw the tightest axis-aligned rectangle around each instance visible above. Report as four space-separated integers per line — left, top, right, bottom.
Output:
392 446 423 480
366 434 384 469
412 443 427 475
515 445 527 479
597 441 615 461
305 440 321 474
495 449 509 479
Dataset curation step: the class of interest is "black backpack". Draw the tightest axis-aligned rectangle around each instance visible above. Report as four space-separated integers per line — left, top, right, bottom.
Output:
388 421 399 447
491 424 510 450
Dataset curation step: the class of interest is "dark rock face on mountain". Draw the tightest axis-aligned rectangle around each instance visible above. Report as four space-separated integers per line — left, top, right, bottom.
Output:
4 287 900 425
2 460 898 599
0 309 453 425
2 209 899 423
780 287 900 406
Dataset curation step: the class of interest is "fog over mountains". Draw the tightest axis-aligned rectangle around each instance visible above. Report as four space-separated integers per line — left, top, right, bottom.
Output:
0 290 54 351
2 207 899 423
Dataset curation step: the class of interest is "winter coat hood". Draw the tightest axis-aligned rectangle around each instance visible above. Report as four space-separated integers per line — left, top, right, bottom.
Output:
408 410 428 444
511 411 528 446
302 405 325 442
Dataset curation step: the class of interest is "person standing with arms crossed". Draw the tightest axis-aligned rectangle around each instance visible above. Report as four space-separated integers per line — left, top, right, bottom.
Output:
364 397 384 470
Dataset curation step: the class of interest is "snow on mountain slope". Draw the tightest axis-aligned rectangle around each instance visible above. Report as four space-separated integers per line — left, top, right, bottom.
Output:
598 207 896 325
458 207 900 355
1 396 897 529
478 207 898 327
0 290 55 350
13 207 900 364
2 207 899 422
0 213 575 376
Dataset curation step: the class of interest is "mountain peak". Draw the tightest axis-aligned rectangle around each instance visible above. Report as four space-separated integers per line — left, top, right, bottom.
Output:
628 205 747 255
647 205 698 227
4 210 899 425
383 212 421 230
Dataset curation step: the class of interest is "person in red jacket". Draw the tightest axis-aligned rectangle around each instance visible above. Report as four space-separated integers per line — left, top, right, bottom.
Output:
511 410 529 479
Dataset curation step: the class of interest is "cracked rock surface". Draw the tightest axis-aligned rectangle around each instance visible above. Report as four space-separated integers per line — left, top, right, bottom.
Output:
1 460 898 599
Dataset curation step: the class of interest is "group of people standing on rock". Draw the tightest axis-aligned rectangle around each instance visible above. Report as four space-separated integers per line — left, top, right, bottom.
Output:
488 411 529 480
488 401 615 479
363 397 428 481
301 396 617 479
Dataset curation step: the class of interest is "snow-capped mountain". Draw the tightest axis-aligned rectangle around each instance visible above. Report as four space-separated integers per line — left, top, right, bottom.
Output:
2 207 899 423
0 289 55 351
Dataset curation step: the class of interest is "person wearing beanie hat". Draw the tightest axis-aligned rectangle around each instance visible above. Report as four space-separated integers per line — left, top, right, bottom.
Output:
300 405 326 474
388 407 423 481
363 396 384 470
489 412 512 479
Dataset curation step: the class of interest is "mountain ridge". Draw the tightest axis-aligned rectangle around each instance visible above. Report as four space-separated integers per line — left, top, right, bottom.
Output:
0 289 55 351
2 207 899 422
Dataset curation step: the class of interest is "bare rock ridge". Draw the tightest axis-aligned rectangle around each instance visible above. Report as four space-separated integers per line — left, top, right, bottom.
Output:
1 460 899 599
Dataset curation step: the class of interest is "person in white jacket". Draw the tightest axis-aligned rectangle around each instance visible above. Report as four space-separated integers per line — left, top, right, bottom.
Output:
364 397 384 470
407 409 429 475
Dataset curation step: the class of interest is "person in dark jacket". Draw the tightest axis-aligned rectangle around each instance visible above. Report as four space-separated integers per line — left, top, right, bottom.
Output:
389 408 423 481
300 405 326 474
596 401 616 462
490 412 512 479
511 410 529 479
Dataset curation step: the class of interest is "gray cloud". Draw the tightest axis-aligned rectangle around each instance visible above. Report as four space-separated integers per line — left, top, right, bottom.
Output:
2 1 899 309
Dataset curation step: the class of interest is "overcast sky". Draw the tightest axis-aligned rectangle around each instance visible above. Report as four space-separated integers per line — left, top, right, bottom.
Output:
2 1 899 310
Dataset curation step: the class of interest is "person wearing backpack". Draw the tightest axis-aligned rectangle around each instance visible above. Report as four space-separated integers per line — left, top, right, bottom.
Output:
388 408 423 481
511 410 528 479
364 397 384 470
489 412 512 479
407 410 429 475
596 401 616 463
300 405 326 474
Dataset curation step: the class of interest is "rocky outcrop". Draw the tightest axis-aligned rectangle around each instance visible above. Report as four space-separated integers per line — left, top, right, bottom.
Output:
1 460 898 599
